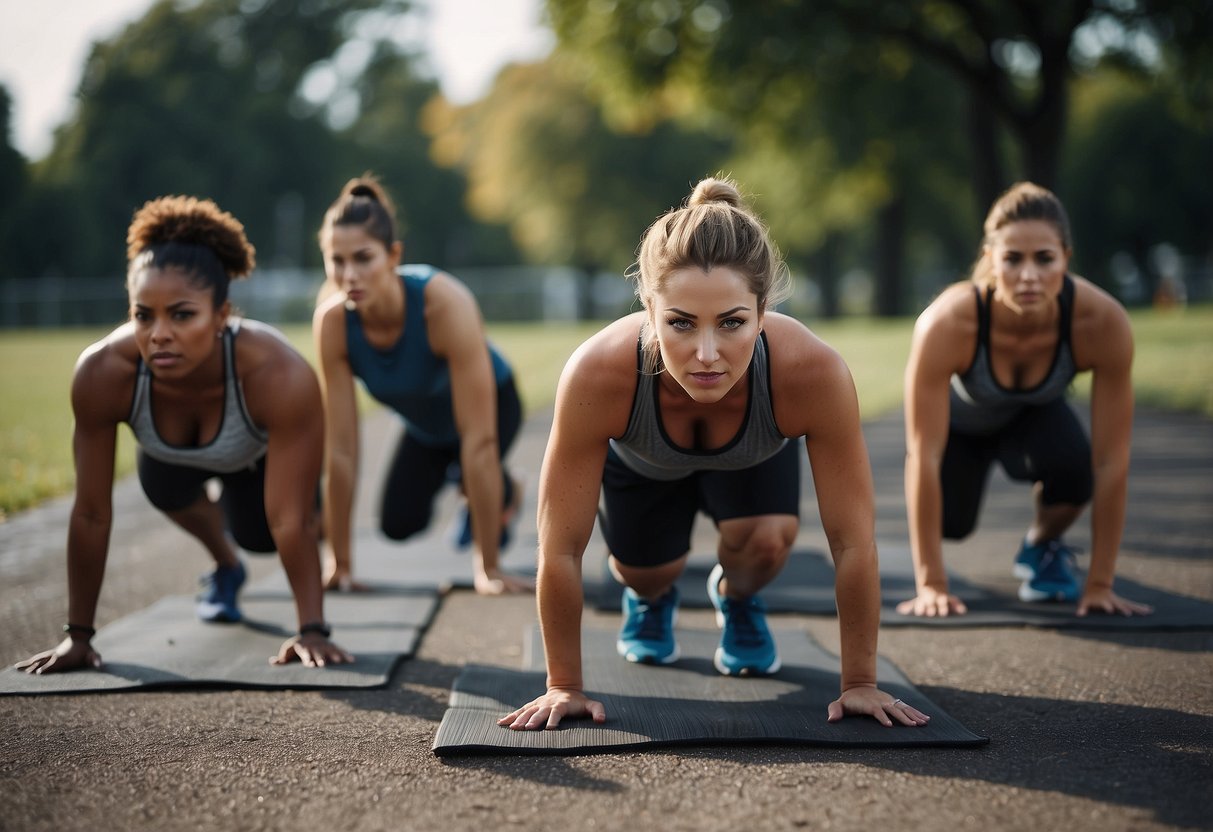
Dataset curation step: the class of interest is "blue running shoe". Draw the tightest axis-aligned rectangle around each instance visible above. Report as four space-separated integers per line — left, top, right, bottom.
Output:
196 560 246 623
706 563 780 676
449 506 515 552
1015 539 1081 603
616 585 679 664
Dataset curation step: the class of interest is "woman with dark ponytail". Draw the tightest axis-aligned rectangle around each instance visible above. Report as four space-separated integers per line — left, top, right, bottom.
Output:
500 177 927 731
18 196 352 674
314 176 529 595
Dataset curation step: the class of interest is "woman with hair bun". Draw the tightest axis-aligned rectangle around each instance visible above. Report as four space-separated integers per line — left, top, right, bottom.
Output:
500 177 928 731
314 176 530 595
899 182 1151 618
18 196 352 674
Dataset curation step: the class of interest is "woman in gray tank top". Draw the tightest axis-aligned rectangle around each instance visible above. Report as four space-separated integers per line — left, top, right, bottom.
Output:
902 182 1151 619
17 196 353 675
500 177 930 732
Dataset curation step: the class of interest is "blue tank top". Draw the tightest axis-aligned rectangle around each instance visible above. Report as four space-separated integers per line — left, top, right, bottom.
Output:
609 332 789 481
127 321 268 473
346 264 512 446
950 275 1078 435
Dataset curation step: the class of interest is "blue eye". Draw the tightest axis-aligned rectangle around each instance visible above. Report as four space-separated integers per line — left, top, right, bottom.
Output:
721 318 744 330
667 318 693 331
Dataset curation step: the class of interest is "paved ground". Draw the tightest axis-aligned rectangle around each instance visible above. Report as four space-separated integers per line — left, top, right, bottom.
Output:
2 405 1211 832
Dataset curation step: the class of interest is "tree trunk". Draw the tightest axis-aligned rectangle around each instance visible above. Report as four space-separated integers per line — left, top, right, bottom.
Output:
815 233 841 319
873 195 906 317
967 90 1004 221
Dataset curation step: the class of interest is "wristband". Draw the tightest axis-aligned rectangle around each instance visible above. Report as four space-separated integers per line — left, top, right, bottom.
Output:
299 621 332 639
63 623 97 638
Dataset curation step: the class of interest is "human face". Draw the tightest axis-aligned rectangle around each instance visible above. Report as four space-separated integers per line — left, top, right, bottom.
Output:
986 219 1070 315
321 224 401 309
129 266 228 381
651 266 763 404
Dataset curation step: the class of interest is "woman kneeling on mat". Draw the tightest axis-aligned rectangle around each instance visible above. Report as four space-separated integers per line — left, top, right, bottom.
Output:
18 196 352 674
313 176 529 595
899 182 1152 618
500 177 929 730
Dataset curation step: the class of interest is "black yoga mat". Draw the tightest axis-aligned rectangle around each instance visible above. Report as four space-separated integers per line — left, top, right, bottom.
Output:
587 546 1213 631
432 627 987 756
0 582 438 695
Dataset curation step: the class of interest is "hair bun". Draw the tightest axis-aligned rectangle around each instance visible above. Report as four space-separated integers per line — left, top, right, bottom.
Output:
126 195 255 279
688 177 743 208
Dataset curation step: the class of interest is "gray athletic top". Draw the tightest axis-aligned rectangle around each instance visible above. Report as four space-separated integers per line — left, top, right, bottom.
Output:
127 321 268 472
609 332 789 481
949 275 1077 435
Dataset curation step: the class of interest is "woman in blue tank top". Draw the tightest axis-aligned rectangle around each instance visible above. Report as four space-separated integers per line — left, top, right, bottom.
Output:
901 182 1151 618
17 196 352 675
500 177 929 732
313 177 529 596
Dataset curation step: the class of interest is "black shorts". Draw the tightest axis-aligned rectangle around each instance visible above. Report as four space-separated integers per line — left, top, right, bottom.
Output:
600 439 801 568
137 451 276 553
379 375 524 541
941 397 1094 540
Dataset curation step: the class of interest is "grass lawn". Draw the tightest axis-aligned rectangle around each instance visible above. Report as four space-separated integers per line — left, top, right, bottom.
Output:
2 305 1210 518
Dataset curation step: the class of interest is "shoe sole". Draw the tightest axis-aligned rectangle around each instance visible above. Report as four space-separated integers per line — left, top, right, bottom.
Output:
616 643 681 665
713 648 781 677
1011 563 1036 581
1017 582 1080 603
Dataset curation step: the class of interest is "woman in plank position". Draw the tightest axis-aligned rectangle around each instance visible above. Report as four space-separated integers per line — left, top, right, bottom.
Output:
501 177 929 730
313 176 529 595
19 195 351 673
899 181 1151 618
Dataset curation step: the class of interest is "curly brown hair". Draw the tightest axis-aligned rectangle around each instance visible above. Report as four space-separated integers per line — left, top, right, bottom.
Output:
126 195 256 308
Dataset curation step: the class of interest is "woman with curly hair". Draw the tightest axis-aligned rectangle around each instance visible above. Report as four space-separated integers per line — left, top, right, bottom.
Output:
500 177 929 731
18 195 352 674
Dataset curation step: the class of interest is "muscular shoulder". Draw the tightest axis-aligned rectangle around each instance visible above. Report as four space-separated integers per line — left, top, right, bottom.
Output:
763 314 855 423
555 314 644 437
1069 275 1132 370
914 282 978 341
235 320 322 418
71 324 140 422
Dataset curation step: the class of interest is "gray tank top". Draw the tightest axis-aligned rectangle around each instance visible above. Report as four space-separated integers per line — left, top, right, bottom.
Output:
127 321 268 472
609 332 789 481
950 275 1077 435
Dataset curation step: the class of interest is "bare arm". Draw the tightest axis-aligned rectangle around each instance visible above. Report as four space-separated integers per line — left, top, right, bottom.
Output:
900 290 973 617
498 319 638 729
426 275 525 594
1073 283 1150 616
18 338 129 673
313 300 361 591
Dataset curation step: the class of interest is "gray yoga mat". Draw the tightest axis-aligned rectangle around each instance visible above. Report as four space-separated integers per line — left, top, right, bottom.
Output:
587 546 1213 631
432 627 988 756
0 582 438 695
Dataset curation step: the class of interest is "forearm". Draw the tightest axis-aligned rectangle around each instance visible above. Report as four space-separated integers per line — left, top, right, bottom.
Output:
65 512 112 627
536 551 586 690
1086 461 1129 589
832 540 881 691
274 521 326 627
461 435 504 573
322 454 356 570
905 454 948 591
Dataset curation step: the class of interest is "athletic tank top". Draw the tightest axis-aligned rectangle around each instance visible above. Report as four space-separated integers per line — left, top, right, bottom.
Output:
609 332 789 481
949 275 1078 435
127 320 268 472
346 264 512 447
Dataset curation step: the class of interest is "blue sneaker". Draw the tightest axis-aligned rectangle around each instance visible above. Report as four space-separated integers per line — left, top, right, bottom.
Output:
1014 538 1081 603
706 563 780 676
616 585 680 664
196 560 246 623
449 506 515 552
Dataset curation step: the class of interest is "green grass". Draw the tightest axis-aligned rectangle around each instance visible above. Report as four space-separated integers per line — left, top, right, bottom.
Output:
2 306 1210 517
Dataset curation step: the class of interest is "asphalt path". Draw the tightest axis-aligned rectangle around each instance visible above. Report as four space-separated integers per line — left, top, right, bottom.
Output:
2 405 1210 832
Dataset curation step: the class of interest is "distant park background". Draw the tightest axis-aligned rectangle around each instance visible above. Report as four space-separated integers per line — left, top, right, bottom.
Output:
1 0 1210 516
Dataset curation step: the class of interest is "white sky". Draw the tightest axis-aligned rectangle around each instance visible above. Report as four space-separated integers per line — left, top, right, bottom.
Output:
0 0 553 161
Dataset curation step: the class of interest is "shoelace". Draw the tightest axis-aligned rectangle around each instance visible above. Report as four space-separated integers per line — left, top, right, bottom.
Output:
1036 541 1076 581
632 601 669 641
721 598 767 647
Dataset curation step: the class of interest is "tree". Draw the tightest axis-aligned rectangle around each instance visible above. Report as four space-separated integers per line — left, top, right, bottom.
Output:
425 56 732 318
0 86 29 280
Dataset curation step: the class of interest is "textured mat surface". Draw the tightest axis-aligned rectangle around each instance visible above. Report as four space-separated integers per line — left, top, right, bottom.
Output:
432 627 987 756
0 582 438 695
587 546 1213 630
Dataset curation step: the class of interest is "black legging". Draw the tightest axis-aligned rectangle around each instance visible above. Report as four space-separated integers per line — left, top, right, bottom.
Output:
941 397 1094 540
137 452 276 553
379 376 523 541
